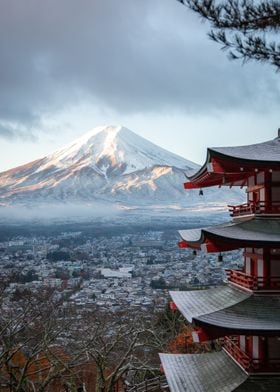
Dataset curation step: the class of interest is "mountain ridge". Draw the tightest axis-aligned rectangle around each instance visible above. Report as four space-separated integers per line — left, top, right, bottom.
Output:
0 125 243 211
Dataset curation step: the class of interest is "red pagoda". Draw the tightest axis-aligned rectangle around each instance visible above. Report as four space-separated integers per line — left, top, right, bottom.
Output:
160 131 280 391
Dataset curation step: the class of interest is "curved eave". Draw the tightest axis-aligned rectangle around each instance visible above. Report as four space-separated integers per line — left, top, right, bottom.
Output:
160 351 248 392
186 149 211 183
196 295 280 334
178 228 205 247
209 147 280 167
210 135 280 165
205 230 280 249
170 287 280 334
184 137 280 189
184 172 247 189
179 218 280 252
195 320 280 337
160 352 280 392
170 286 250 323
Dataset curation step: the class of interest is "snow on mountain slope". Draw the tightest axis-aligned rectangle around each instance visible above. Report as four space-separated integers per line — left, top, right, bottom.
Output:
0 125 243 209
32 125 197 177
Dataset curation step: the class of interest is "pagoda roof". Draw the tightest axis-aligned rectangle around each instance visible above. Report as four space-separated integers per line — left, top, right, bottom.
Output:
159 351 247 392
210 136 280 163
160 352 280 392
185 135 280 189
170 286 280 334
170 286 249 323
179 217 280 251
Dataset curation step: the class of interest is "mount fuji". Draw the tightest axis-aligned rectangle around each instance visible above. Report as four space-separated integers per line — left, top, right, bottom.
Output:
0 125 243 216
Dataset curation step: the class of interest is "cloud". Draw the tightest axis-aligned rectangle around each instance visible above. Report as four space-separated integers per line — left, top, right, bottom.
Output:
0 123 36 141
0 203 120 223
0 0 279 139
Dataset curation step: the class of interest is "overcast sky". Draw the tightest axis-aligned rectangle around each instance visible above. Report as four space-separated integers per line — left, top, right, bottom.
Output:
0 0 279 171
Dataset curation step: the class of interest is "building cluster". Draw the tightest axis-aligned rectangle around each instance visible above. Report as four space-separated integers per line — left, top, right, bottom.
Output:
0 229 241 313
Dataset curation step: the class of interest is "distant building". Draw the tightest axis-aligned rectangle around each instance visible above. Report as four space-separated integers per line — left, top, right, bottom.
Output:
100 267 132 278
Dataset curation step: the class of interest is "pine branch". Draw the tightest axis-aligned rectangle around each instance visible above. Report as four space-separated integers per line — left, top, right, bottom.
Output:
179 0 280 31
209 30 280 67
177 0 280 69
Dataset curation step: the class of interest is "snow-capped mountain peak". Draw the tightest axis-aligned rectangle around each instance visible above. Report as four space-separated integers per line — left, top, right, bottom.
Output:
0 125 243 210
38 125 197 178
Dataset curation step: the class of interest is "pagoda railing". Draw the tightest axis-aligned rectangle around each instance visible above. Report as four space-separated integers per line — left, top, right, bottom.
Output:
224 337 280 373
228 201 280 217
223 336 251 370
225 269 280 291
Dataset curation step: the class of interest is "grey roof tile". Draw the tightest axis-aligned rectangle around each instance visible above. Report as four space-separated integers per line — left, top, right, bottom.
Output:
211 137 280 163
160 351 248 392
179 218 280 245
170 285 280 332
187 136 280 183
198 295 280 331
170 286 250 323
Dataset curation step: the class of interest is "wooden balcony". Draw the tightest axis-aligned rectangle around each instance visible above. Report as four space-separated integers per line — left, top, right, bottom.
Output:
224 337 280 373
225 269 280 291
228 201 280 217
223 336 251 370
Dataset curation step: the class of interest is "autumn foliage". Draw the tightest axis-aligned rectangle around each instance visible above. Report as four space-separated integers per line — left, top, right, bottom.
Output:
168 325 209 354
